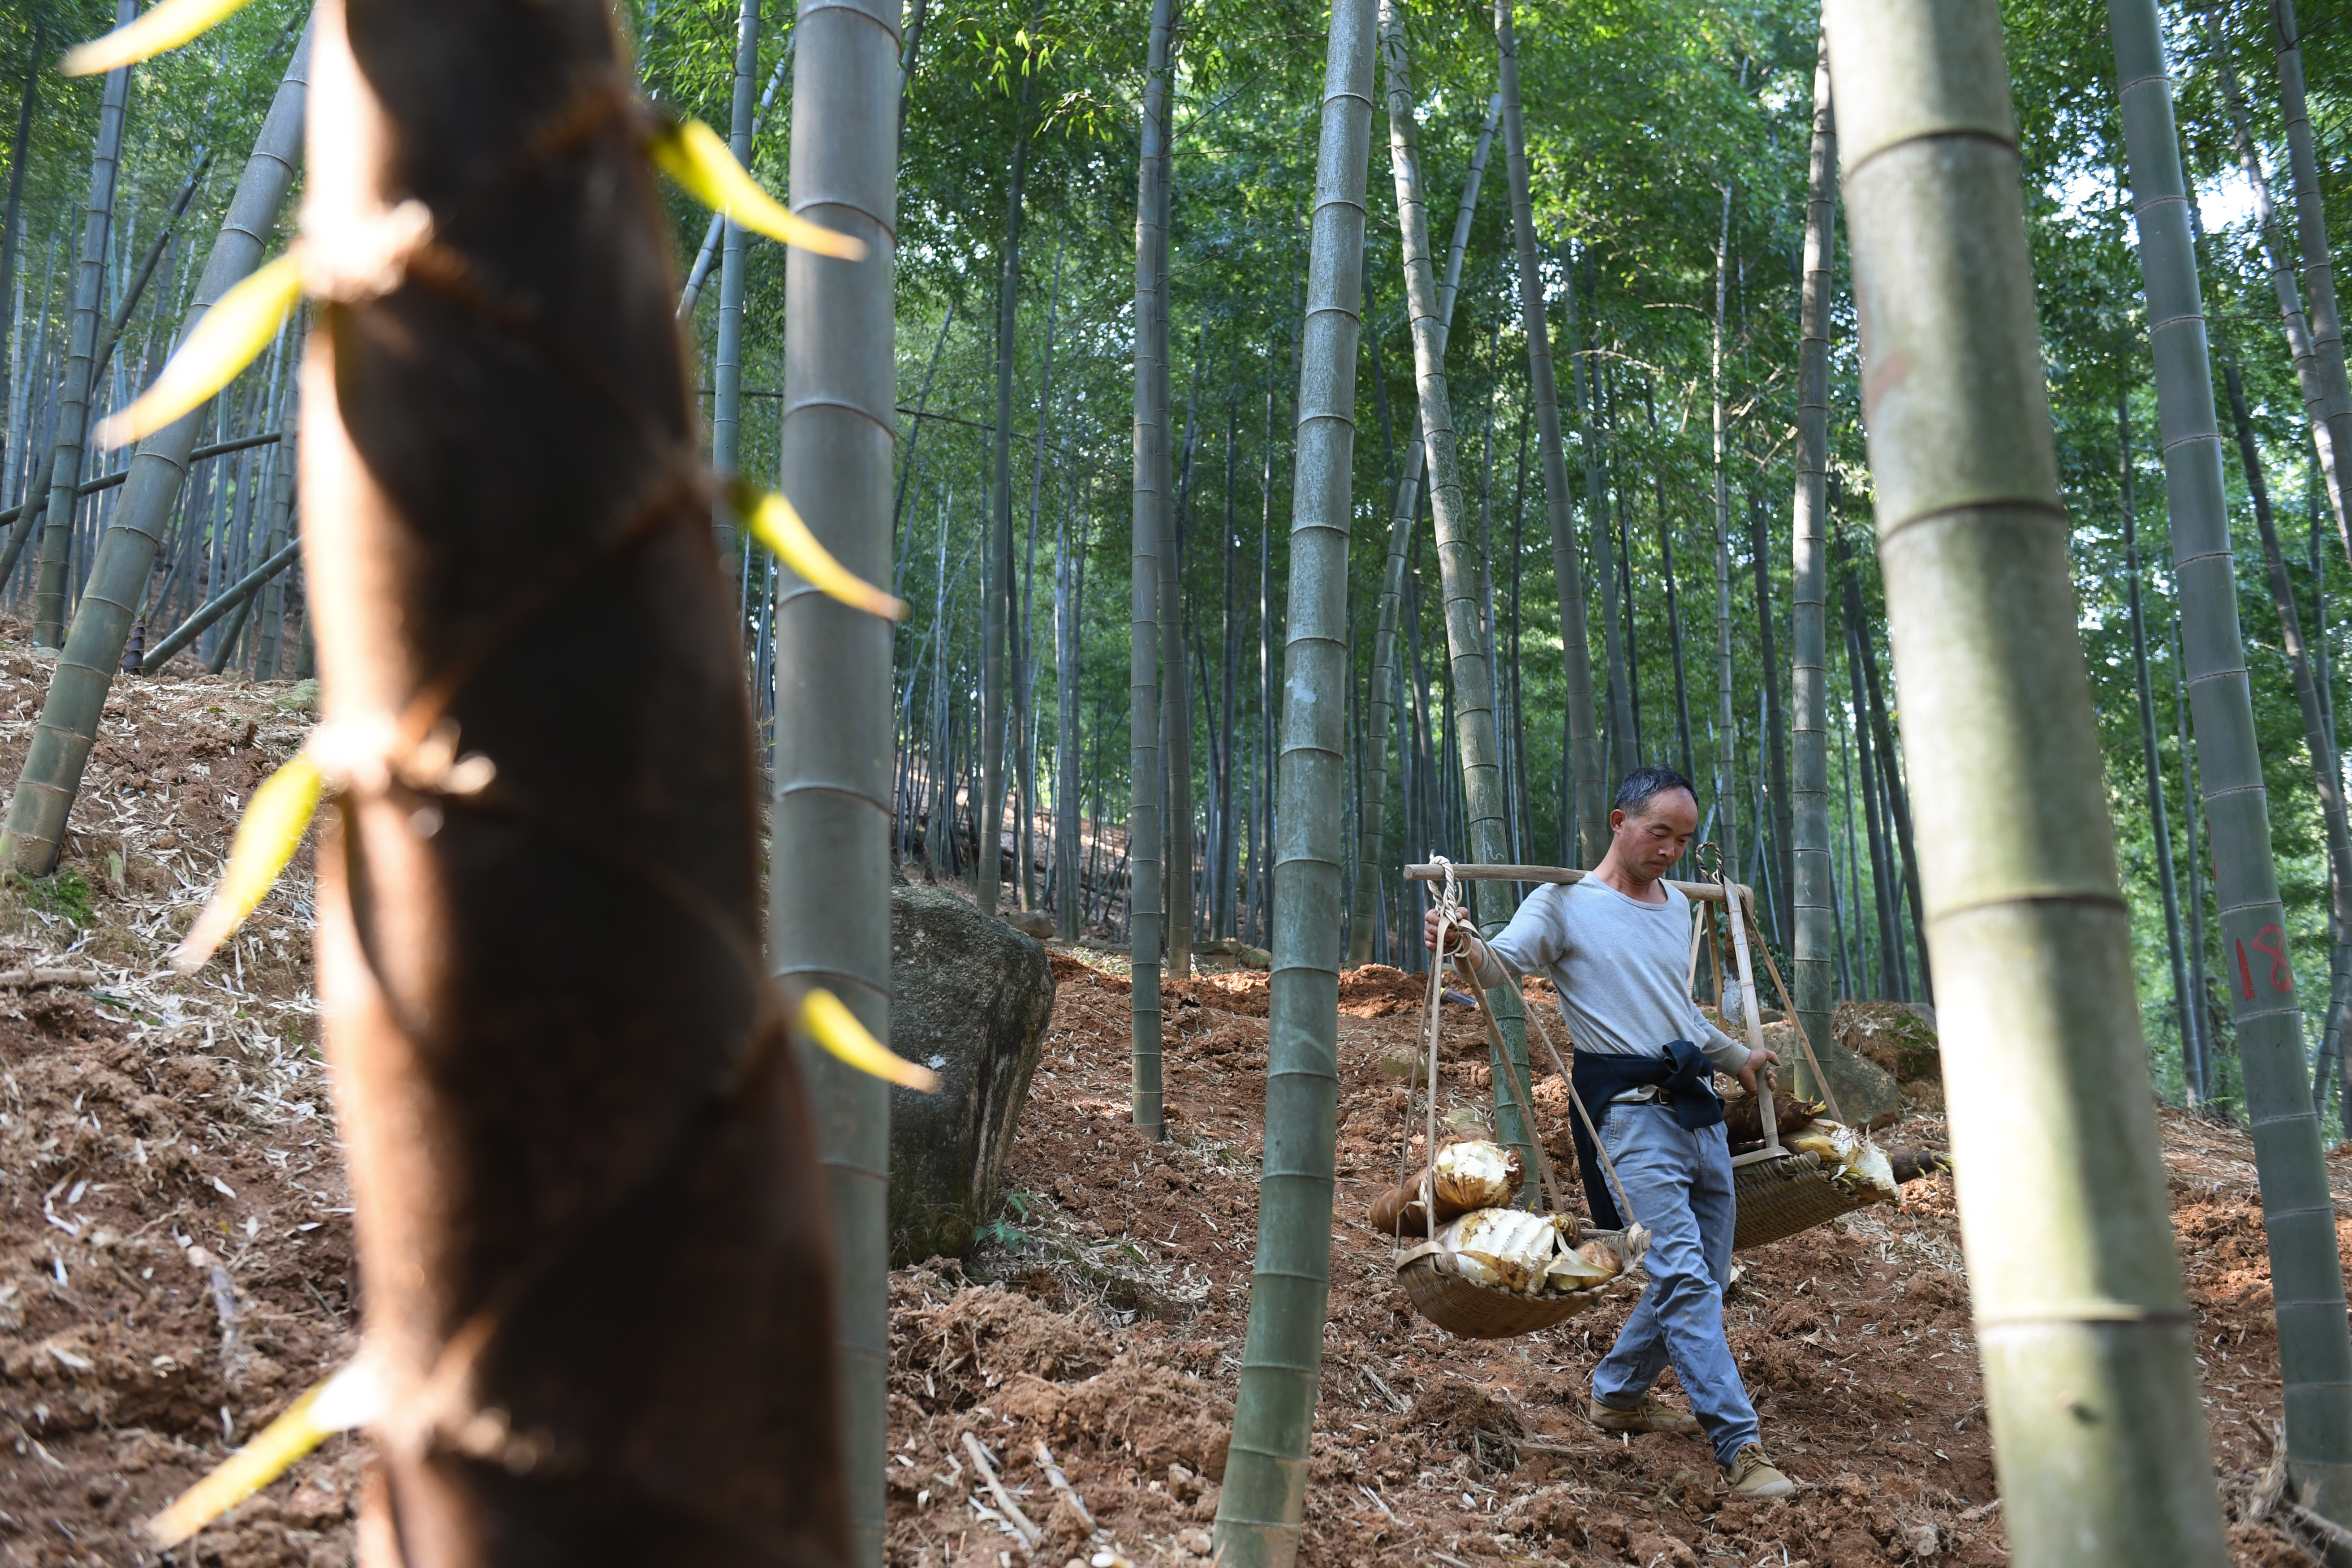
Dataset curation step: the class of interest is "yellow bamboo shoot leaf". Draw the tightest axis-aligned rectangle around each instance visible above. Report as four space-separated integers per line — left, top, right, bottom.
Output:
97 253 302 449
735 482 905 620
798 987 940 1092
648 118 868 261
143 1358 381 1548
62 0 256 76
173 750 323 974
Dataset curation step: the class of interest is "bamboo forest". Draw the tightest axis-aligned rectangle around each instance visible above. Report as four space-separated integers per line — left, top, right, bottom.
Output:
5 0 2352 1562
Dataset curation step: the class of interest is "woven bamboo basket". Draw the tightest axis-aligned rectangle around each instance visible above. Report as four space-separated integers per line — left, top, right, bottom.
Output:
1394 1233 1635 1340
1731 1150 1891 1251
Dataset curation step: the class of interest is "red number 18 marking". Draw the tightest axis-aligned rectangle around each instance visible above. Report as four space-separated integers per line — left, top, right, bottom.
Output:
2236 924 2295 1000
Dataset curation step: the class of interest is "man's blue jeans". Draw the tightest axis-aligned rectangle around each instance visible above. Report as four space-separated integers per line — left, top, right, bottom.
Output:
1589 1102 1761 1465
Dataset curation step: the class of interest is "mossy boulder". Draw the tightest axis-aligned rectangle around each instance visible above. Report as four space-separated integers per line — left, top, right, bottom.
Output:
887 884 1056 1264
1835 1001 1943 1084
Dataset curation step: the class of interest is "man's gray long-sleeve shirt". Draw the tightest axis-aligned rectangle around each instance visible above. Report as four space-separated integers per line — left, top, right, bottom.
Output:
1469 876 1749 1074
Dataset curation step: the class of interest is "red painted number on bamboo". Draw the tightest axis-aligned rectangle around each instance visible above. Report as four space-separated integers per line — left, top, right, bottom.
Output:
2252 924 2294 993
2238 939 2256 1000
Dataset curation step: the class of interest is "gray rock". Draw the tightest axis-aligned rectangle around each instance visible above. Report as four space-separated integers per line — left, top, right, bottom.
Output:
888 883 1057 1264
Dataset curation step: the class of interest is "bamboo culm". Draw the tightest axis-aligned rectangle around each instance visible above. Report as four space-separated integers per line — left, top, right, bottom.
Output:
2270 0 2352 551
30 0 134 650
2113 0 2352 1520
1378 0 1536 1179
1826 1 2233 1556
773 0 905 1552
1709 182 1742 914
979 108 1030 918
89 150 213 402
1129 0 1175 1138
1210 0 1371 1549
140 530 299 673
2222 348 2352 1090
1350 90 1497 965
2210 32 2350 541
1571 250 1633 783
2120 392 2198 1103
3 20 312 877
1495 0 1602 862
1787 31 1894 1123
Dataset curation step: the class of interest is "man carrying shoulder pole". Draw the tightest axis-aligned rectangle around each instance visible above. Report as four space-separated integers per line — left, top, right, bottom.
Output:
1425 765 1792 1498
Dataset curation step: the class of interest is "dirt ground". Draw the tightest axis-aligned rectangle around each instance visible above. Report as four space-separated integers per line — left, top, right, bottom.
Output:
881 956 2340 1568
0 638 2334 1565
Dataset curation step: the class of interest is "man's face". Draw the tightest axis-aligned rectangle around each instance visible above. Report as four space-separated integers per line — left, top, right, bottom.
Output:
1610 788 1697 879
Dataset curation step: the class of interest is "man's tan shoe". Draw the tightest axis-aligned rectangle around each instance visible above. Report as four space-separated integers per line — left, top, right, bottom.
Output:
1722 1443 1795 1499
1587 1394 1702 1436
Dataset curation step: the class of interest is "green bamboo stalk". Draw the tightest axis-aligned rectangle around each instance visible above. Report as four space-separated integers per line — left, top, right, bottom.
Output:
2111 0 2352 1521
1129 0 1174 1137
774 0 903 1552
0 431 279 533
1377 0 1532 1177
254 406 297 679
1788 30 1839 1098
1709 182 1742 908
89 150 212 401
0 24 38 385
2223 349 2352 1061
708 0 759 573
2269 0 2352 547
1020 246 1062 916
2 21 311 876
137 531 299 673
979 109 1029 917
2176 619 2214 1100
2210 34 2348 541
1161 312 1192 968
1495 0 1602 865
1350 92 1497 965
1568 252 1633 780
30 0 133 650
2120 391 2197 1100
1208 0 1370 1549
1824 1 2231 1556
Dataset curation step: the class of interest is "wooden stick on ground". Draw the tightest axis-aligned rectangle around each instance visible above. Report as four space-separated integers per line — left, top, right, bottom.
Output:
0 967 101 987
1033 1441 1095 1531
962 1432 1042 1551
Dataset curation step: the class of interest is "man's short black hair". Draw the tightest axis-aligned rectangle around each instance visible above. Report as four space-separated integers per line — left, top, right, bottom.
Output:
1615 765 1697 817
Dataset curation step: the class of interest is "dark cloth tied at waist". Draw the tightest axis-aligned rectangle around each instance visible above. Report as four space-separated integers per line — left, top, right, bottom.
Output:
1569 1040 1724 1230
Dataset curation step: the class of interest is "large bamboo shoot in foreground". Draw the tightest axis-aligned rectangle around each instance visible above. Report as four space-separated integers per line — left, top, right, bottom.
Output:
303 0 844 1553
1209 0 1371 1552
2111 0 2352 1522
1822 1 2229 1559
